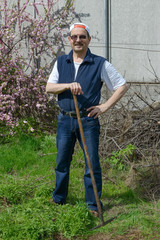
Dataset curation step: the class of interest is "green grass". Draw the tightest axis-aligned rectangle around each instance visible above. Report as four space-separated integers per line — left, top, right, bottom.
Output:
0 134 160 239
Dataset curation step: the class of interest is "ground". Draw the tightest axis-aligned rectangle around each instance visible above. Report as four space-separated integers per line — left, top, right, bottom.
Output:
87 231 144 240
54 228 160 240
54 230 145 240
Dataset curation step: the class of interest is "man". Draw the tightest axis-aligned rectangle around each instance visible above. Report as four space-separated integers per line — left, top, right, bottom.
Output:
46 23 128 216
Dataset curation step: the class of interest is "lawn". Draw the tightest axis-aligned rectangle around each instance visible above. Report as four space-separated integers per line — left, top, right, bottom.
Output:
0 134 160 240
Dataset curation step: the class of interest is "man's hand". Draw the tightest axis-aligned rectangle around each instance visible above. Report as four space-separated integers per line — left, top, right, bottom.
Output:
87 104 106 119
46 82 83 95
87 84 128 119
69 82 83 95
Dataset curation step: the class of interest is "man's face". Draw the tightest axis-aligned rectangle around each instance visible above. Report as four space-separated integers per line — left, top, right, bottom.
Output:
68 28 91 54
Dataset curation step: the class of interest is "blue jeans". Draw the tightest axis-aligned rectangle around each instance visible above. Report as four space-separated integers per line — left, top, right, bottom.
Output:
52 113 102 211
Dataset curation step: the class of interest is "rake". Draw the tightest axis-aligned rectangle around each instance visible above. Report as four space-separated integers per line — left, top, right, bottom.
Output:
73 94 117 230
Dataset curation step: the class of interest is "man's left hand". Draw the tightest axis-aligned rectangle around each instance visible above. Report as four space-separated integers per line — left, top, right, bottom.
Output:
87 104 106 119
86 84 128 119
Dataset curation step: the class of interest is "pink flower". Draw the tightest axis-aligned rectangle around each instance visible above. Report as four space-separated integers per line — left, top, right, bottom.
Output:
30 127 34 132
36 103 41 108
0 0 75 128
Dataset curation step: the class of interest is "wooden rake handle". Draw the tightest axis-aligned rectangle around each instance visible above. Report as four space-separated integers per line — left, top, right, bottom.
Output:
73 94 104 224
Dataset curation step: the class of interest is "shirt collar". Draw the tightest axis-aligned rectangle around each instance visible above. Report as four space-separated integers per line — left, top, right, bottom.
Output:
66 48 93 63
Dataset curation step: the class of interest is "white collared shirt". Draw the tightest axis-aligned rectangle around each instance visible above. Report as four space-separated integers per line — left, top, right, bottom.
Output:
48 60 126 91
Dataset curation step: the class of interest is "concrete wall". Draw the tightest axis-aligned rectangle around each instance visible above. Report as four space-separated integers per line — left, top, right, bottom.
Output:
3 0 160 91
110 0 160 83
72 0 160 107
72 0 160 84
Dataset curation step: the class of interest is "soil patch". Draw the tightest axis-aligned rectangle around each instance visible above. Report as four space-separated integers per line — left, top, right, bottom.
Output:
87 230 143 240
54 230 144 240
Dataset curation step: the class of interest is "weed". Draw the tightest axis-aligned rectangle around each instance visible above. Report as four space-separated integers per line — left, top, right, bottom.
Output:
105 144 136 170
56 202 93 239
40 135 56 153
0 199 58 240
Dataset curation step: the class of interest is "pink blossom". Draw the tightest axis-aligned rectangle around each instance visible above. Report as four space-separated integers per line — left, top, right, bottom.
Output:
30 127 34 132
36 103 41 108
0 0 75 128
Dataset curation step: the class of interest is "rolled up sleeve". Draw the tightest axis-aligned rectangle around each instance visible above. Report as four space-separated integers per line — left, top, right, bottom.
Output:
101 61 126 91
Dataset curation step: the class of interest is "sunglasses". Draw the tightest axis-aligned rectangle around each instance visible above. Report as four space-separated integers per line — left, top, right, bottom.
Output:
70 35 87 41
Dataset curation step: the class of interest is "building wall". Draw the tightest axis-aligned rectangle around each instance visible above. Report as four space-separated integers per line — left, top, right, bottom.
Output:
73 0 160 106
4 0 160 84
3 0 160 104
73 0 160 84
110 0 160 83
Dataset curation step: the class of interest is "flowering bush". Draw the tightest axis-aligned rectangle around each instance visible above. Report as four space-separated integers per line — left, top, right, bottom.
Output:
0 0 75 133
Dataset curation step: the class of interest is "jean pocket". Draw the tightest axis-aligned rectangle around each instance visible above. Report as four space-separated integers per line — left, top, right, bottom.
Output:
82 116 99 126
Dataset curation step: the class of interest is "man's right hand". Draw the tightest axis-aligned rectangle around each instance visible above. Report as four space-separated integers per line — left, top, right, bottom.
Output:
46 82 83 95
69 82 83 95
